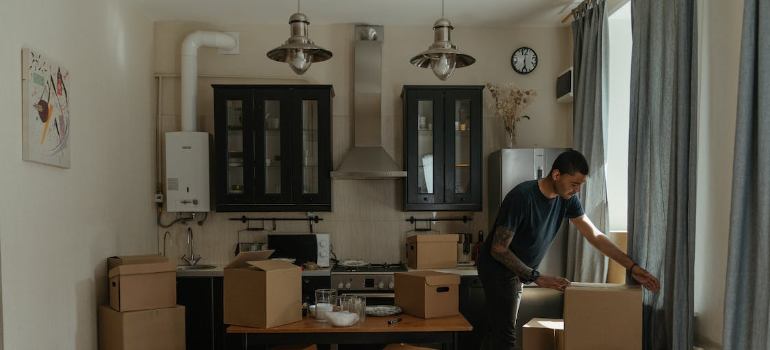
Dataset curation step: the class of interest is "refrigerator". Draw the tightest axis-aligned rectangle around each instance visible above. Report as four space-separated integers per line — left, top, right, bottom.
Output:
487 148 570 349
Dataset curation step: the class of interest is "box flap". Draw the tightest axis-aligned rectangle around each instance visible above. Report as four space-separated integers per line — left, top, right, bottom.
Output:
225 250 275 269
246 259 300 271
398 271 460 286
407 234 459 243
108 261 177 278
108 254 168 270
523 318 564 330
568 282 641 291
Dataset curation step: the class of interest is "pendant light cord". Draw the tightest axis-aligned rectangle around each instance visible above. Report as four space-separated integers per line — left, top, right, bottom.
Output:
441 0 445 18
298 0 300 13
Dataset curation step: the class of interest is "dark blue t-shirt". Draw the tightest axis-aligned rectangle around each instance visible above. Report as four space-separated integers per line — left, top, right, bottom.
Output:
478 180 584 276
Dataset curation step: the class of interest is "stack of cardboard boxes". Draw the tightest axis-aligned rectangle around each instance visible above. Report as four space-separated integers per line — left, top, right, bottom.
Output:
98 255 184 350
522 283 642 350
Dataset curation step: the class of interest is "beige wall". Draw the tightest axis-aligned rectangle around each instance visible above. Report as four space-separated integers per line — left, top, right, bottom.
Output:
0 0 155 349
153 22 573 266
694 0 743 348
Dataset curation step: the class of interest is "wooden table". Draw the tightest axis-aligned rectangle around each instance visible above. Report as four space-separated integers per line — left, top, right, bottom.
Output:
227 313 473 350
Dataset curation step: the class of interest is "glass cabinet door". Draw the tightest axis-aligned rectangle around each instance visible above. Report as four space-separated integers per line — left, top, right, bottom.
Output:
417 99 435 195
263 99 282 195
453 99 471 195
302 100 319 195
226 100 245 195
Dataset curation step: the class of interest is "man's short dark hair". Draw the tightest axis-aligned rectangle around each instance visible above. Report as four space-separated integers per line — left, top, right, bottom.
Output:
550 150 589 177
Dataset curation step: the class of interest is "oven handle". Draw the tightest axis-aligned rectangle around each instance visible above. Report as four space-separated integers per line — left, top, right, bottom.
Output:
341 292 394 299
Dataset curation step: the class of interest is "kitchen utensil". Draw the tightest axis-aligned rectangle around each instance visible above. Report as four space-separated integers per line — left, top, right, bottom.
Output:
473 230 484 264
457 233 474 266
325 311 359 327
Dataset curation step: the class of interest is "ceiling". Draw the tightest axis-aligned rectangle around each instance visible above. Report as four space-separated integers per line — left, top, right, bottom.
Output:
128 0 586 28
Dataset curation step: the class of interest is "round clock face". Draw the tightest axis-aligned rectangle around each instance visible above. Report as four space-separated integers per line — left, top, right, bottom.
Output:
511 47 538 74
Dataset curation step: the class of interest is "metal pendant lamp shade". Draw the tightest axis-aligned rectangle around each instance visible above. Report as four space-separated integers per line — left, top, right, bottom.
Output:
267 12 332 75
410 16 475 81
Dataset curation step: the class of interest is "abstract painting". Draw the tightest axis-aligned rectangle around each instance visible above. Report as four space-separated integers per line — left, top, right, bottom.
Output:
22 48 70 168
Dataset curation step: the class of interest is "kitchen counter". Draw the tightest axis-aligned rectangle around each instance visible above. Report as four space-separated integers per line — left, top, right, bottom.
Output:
407 266 479 276
176 264 331 277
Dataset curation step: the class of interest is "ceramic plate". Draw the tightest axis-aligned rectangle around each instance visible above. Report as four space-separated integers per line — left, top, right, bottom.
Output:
365 305 401 317
338 259 367 267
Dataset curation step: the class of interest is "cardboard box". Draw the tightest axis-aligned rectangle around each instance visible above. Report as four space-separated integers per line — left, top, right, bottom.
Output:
108 254 169 270
523 318 564 350
394 271 460 318
406 234 459 269
98 305 185 350
223 250 302 328
108 256 177 312
605 232 628 283
382 344 434 350
564 283 642 350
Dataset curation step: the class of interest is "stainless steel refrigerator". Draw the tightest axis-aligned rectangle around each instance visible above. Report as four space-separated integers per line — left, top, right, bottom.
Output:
488 148 570 349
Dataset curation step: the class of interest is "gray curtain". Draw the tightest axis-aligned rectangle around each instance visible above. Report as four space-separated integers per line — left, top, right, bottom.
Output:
723 0 770 348
627 1 697 349
566 0 610 283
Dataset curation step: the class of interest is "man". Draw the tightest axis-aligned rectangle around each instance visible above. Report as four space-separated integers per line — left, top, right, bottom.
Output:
477 150 660 350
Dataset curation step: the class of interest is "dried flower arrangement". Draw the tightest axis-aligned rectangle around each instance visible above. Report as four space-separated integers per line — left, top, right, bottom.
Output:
486 82 537 148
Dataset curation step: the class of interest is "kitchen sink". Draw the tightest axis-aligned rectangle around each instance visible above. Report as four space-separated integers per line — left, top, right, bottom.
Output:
177 264 217 271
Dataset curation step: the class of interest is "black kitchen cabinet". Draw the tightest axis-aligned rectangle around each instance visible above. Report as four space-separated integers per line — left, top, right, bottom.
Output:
213 85 333 212
459 275 487 349
177 276 243 350
402 86 484 211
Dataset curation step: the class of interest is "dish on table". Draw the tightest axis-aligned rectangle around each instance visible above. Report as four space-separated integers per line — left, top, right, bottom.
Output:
365 305 401 317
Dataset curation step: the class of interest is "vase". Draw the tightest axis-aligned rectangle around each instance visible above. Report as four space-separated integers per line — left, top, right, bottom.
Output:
507 127 516 148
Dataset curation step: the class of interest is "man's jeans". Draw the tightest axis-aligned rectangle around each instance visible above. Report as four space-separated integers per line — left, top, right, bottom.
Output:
478 271 523 350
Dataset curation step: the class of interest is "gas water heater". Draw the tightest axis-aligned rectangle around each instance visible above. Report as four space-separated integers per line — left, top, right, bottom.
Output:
165 131 210 212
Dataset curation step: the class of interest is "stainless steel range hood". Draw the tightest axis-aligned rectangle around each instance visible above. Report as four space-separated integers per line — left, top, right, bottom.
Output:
331 25 407 180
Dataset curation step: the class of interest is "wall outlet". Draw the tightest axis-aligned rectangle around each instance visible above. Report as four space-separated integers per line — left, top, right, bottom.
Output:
155 193 164 203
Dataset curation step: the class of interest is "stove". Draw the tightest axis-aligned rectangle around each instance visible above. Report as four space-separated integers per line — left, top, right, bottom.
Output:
330 262 407 293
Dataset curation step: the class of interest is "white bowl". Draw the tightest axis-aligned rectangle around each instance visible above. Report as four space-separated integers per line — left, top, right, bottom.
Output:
325 311 359 327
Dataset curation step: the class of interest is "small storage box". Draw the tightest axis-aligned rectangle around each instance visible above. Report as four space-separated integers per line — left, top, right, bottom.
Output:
108 255 176 312
98 305 185 350
223 250 302 328
406 234 458 269
523 318 564 350
394 271 460 319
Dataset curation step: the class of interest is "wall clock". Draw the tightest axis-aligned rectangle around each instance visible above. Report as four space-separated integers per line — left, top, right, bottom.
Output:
511 47 538 74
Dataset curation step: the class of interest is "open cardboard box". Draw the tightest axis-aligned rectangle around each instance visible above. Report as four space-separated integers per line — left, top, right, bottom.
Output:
223 250 303 328
108 255 176 312
523 318 564 350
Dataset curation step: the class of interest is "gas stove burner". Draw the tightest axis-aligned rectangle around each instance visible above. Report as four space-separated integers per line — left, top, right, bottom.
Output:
332 261 407 273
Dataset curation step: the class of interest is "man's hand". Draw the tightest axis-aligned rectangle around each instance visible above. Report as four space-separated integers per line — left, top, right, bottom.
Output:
631 265 660 293
534 275 572 293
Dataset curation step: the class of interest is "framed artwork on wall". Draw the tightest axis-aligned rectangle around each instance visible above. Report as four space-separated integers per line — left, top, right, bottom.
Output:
21 48 71 168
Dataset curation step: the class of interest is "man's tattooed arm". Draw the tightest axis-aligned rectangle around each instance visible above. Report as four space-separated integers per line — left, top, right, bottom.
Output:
490 226 535 280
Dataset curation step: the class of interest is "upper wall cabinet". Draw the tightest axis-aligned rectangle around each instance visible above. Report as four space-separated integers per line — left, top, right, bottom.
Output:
213 85 333 212
402 85 484 211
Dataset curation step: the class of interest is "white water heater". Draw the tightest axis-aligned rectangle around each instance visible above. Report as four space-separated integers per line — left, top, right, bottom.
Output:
165 132 210 212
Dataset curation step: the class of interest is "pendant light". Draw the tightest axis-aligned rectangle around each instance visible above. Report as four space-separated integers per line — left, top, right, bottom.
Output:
266 0 332 75
409 0 475 81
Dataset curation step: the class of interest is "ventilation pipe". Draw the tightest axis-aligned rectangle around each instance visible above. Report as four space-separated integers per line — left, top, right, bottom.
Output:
181 31 237 131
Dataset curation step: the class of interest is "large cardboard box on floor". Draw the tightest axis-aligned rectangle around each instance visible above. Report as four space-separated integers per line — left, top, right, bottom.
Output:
394 271 460 318
406 234 459 269
98 305 185 350
108 255 176 312
523 318 564 350
223 250 302 328
564 283 642 350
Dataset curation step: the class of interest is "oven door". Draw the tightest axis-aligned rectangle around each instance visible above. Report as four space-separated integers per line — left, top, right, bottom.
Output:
339 292 394 306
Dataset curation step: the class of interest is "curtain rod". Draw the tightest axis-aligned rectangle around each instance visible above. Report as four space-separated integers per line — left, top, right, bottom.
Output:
561 0 589 23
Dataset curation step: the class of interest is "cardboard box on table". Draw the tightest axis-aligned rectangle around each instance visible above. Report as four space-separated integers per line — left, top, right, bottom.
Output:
564 283 642 350
223 250 302 328
98 305 185 350
394 271 460 318
406 234 459 269
523 318 564 350
107 255 176 312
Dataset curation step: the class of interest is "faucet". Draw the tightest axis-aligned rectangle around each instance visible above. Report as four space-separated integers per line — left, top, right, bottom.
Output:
181 227 202 265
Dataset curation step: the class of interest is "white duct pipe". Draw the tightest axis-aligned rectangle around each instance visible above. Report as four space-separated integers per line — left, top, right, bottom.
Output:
181 31 237 131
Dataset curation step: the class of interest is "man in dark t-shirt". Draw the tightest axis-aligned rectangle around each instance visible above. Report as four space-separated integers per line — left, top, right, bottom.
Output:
477 150 660 350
